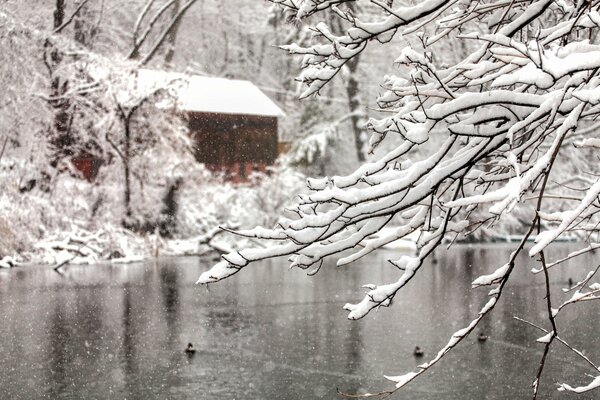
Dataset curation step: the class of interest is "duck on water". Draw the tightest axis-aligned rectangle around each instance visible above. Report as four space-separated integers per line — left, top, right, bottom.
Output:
185 343 196 355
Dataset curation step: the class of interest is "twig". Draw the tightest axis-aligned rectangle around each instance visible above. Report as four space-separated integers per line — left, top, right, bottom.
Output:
514 316 600 372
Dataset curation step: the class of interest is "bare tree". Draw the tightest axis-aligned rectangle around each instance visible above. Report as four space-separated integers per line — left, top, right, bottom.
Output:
106 81 182 225
199 0 600 397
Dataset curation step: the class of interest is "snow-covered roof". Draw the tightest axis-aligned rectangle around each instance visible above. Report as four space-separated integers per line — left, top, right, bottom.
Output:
136 69 285 117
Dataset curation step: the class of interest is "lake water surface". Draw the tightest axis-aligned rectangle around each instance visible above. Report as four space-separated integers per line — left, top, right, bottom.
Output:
0 244 599 399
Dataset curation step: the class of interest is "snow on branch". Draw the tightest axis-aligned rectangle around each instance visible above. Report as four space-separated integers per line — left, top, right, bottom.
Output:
200 0 600 397
558 376 600 394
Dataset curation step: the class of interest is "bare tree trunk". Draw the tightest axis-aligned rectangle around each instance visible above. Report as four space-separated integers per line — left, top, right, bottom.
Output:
333 3 365 162
163 0 180 67
344 55 365 162
74 2 96 47
256 35 267 74
123 116 132 220
47 0 73 167
217 2 230 74
53 0 65 29
105 107 134 225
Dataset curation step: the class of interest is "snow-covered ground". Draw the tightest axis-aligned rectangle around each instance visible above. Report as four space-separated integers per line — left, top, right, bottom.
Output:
0 160 305 269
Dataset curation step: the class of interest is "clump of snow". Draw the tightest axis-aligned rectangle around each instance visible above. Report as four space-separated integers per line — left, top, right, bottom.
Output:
0 256 18 269
472 263 509 287
536 331 554 343
558 375 600 393
196 260 239 284
385 371 419 388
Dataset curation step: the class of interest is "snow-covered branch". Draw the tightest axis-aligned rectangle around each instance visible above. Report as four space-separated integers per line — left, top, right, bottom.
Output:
199 0 600 396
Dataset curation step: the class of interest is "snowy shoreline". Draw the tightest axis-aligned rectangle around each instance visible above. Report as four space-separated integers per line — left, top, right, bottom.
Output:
0 226 234 270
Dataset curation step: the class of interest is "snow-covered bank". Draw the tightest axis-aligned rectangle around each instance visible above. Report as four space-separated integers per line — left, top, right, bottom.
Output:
0 160 306 268
14 226 238 268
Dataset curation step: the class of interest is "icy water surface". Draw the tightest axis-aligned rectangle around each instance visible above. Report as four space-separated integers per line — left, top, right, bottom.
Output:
1 244 599 399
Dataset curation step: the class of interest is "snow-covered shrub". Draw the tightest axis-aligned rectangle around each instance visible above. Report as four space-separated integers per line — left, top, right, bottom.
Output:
0 216 25 258
177 164 306 237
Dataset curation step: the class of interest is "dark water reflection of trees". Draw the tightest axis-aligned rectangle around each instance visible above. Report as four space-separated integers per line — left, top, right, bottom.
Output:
0 245 598 399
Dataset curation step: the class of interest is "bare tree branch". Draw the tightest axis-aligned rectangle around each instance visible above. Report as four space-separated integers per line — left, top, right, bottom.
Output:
139 0 198 65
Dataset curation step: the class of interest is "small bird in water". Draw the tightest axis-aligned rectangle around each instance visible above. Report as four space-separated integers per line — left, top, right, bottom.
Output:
568 277 574 286
413 346 424 357
185 343 196 355
478 332 488 342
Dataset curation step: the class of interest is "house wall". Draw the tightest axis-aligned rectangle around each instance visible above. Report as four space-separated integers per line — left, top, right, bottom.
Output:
71 155 103 181
187 112 278 180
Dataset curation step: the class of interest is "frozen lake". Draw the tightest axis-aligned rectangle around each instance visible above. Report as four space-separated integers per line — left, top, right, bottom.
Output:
0 244 599 399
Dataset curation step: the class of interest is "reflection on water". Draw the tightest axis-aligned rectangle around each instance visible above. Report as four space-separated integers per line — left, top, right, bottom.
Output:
0 245 599 399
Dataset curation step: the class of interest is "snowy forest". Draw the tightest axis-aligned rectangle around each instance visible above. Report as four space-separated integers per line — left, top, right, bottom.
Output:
2 0 600 399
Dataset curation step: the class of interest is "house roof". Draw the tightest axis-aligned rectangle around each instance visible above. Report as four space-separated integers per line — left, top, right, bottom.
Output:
135 69 285 117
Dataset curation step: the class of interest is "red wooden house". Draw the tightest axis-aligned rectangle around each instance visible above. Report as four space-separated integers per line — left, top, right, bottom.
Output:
138 69 285 182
